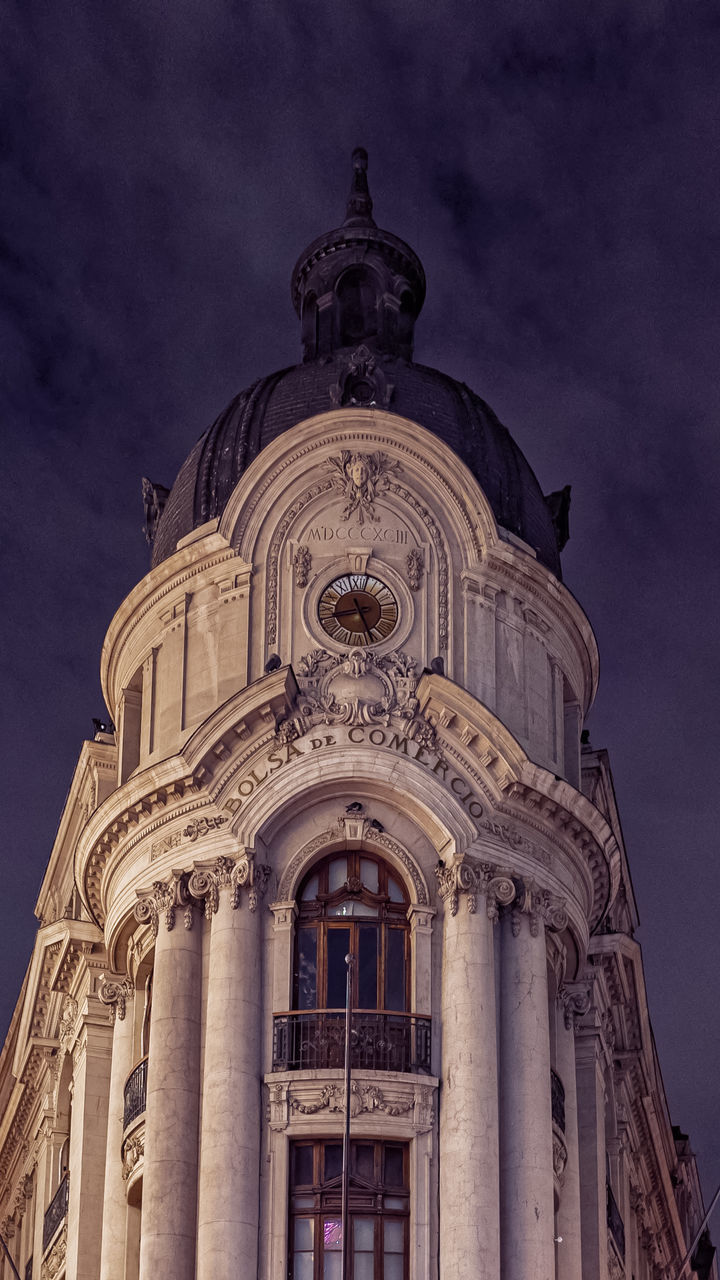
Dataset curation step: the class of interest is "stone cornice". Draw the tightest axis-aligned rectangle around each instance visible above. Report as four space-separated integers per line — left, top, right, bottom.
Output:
75 667 297 929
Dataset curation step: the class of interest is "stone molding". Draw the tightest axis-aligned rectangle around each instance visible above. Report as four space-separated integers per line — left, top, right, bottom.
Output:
98 975 134 1023
266 1071 437 1135
121 1123 145 1184
41 1221 67 1279
435 854 516 918
277 817 429 906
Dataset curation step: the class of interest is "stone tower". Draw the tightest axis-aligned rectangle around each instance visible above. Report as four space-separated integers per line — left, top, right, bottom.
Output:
0 152 713 1280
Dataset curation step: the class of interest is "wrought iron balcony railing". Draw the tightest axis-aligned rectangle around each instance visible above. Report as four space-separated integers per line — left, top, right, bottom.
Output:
42 1173 68 1252
123 1056 148 1130
25 1257 33 1280
272 1011 432 1074
551 1067 566 1133
607 1180 625 1259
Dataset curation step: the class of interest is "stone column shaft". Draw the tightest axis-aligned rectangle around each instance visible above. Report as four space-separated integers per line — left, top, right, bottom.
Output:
99 976 135 1280
437 858 514 1280
64 1005 113 1280
555 985 589 1280
136 875 202 1280
499 902 556 1280
191 854 268 1280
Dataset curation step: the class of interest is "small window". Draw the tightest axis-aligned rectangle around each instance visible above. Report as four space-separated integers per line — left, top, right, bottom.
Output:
289 1139 409 1280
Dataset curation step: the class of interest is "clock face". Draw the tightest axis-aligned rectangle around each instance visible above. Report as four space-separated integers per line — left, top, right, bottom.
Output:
318 574 399 647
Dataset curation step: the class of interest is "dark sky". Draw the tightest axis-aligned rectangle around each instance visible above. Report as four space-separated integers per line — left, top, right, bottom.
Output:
3 0 719 1197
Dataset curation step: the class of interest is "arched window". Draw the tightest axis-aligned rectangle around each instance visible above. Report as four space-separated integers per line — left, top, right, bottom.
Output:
294 852 409 1015
337 268 379 345
272 852 430 1074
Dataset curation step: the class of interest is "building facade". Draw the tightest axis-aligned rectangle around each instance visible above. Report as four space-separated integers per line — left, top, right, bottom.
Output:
0 151 714 1280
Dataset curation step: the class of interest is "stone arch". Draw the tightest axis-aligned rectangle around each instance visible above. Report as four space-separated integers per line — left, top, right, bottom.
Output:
276 821 430 906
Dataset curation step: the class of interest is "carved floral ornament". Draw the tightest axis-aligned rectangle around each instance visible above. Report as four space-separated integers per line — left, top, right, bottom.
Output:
435 855 568 936
134 853 271 938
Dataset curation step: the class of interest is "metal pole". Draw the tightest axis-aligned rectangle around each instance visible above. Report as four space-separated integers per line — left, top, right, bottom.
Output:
0 1233 22 1280
341 953 355 1280
673 1180 720 1280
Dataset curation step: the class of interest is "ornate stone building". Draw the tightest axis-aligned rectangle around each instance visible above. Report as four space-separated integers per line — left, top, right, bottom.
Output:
0 151 714 1280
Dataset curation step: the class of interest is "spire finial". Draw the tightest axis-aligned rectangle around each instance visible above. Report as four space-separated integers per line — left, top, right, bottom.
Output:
344 147 375 226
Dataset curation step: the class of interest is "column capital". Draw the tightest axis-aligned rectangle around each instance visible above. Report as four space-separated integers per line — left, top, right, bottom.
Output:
134 869 194 937
509 879 568 936
98 974 134 1023
558 979 593 1030
435 854 515 919
187 850 271 917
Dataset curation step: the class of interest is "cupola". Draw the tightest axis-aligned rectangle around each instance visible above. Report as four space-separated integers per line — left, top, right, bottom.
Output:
291 148 426 362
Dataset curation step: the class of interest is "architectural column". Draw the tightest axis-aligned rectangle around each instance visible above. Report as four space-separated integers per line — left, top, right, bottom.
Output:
189 852 270 1280
555 982 592 1280
499 884 567 1280
30 1118 54 1280
574 1009 609 1280
135 871 202 1280
64 990 114 1280
98 975 135 1280
436 855 515 1280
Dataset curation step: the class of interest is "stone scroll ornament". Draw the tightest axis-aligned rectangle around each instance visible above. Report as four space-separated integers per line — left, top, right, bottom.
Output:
98 975 134 1023
187 852 271 917
435 856 516 918
134 870 194 937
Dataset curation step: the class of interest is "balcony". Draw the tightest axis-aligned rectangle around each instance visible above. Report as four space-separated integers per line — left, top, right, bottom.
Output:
272 1011 432 1074
123 1056 148 1129
607 1180 625 1259
551 1068 565 1132
42 1173 69 1252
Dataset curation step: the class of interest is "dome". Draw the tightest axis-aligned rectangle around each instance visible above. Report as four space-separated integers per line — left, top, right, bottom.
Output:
149 151 565 578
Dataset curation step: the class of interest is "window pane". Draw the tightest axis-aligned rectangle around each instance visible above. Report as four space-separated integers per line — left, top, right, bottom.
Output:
324 1219 342 1249
384 1220 404 1253
384 1196 406 1211
384 1146 405 1187
358 926 379 1008
293 1195 315 1209
323 1255 342 1280
385 930 406 1011
294 1253 315 1280
354 1255 374 1280
294 1218 314 1250
360 858 379 893
297 929 317 1010
324 1144 342 1181
329 857 348 891
327 901 378 917
388 874 405 903
384 1255 404 1280
293 1144 314 1186
354 1144 375 1182
326 930 350 1008
300 873 319 901
354 1217 374 1250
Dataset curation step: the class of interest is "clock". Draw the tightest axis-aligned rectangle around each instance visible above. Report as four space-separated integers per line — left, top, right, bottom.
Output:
318 574 399 646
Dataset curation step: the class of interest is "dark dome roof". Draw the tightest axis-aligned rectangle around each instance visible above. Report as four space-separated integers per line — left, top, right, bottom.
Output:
149 152 564 578
151 354 562 577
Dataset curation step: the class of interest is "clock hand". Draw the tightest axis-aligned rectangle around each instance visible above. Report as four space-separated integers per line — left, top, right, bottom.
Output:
334 601 372 618
354 597 374 639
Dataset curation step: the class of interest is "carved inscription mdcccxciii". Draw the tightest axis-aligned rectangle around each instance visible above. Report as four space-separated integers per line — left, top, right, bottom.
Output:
304 524 411 544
